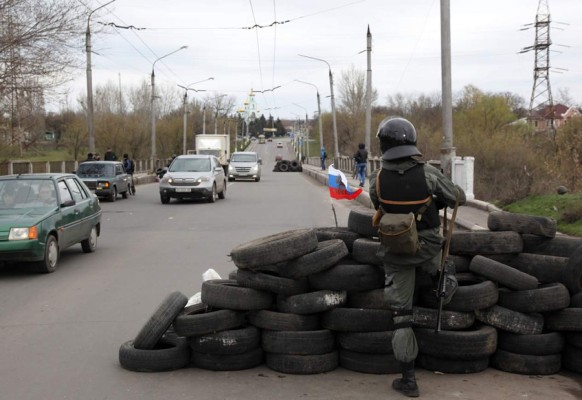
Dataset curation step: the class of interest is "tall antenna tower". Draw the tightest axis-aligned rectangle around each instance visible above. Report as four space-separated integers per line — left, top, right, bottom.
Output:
520 0 554 131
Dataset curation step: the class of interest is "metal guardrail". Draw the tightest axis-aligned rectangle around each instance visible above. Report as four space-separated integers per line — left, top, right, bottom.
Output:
0 159 168 176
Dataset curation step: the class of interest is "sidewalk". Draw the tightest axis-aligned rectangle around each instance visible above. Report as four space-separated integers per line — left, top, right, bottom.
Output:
301 164 498 231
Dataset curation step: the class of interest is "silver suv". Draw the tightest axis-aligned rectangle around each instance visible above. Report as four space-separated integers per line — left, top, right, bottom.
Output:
227 152 262 182
159 155 226 204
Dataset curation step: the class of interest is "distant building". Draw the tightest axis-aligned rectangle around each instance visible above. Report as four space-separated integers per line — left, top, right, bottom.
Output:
529 103 582 132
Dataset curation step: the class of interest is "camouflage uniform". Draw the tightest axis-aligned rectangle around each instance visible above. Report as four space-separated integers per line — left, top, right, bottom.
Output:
369 158 466 363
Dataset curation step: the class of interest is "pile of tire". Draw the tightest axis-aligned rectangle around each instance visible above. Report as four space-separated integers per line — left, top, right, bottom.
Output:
118 208 582 377
273 160 302 172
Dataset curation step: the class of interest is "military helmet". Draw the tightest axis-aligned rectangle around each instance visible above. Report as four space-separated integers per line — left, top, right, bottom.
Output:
376 117 422 161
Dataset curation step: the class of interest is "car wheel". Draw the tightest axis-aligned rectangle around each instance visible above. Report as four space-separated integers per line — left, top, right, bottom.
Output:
218 181 226 199
160 195 170 204
109 187 117 202
228 177 234 182
208 184 217 203
35 234 59 273
255 177 260 182
81 226 98 253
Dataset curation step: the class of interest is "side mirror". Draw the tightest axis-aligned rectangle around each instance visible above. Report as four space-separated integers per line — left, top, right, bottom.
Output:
61 199 76 208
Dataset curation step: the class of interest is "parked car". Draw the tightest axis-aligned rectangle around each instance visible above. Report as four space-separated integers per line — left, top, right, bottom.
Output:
277 141 283 148
227 151 262 182
75 161 132 202
159 154 227 204
0 174 101 273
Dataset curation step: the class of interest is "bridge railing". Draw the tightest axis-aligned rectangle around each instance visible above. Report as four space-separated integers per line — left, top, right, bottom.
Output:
0 159 167 176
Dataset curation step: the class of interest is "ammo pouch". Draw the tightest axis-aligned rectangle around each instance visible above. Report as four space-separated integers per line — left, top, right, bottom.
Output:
378 212 420 255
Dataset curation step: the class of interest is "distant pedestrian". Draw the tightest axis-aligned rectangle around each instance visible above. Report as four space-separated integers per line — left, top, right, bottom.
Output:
320 147 327 170
122 153 135 175
94 153 101 161
82 153 94 163
104 147 117 161
353 143 368 187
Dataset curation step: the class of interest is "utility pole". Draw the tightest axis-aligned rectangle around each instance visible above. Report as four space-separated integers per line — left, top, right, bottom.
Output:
520 0 556 136
365 25 372 152
440 0 456 181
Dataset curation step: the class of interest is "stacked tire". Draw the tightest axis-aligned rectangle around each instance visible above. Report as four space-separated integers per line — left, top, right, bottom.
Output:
273 160 302 172
118 209 582 378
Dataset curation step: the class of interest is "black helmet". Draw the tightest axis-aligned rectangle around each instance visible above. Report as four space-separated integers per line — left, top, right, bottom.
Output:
376 117 422 161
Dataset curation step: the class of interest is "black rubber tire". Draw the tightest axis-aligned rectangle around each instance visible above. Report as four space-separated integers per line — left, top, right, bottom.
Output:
412 306 475 331
497 331 565 356
571 292 582 307
119 337 190 372
337 331 394 354
160 194 170 204
109 186 117 202
261 329 335 355
201 279 273 310
321 308 394 332
522 234 582 257
315 227 361 252
417 353 489 374
277 290 347 314
248 309 320 331
450 231 523 256
450 255 471 273
289 160 300 171
420 279 498 312
339 349 400 374
487 210 557 237
218 181 226 199
34 234 59 273
235 269 309 296
469 255 539 290
562 344 582 373
173 309 246 337
347 208 378 238
351 238 383 266
502 253 568 286
188 326 260 355
278 162 290 172
81 225 98 253
192 347 263 371
133 291 188 350
491 349 561 375
228 269 238 280
347 289 390 310
545 308 582 331
308 263 384 292
565 332 582 348
265 351 338 374
497 283 570 313
475 306 544 335
563 245 582 294
415 325 498 360
278 239 349 279
230 229 318 269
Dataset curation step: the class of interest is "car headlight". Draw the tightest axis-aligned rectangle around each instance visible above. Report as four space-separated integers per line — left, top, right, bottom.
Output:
250 165 258 172
9 226 38 241
196 177 210 183
161 176 173 184
228 165 235 172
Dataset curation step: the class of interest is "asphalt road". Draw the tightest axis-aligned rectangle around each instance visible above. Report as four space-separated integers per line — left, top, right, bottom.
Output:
0 138 580 400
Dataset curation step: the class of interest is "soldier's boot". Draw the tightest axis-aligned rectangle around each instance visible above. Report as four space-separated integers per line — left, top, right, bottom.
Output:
392 361 419 398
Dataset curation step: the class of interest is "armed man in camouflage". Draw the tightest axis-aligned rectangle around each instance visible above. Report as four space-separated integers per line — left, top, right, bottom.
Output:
369 116 466 398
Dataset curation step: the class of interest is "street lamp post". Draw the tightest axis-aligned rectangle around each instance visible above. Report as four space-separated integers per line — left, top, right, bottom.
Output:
177 77 214 154
293 103 309 159
298 54 339 160
86 0 115 154
294 79 323 153
150 45 187 168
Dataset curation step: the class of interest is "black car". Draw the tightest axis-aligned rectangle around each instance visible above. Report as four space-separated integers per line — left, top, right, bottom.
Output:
76 161 132 202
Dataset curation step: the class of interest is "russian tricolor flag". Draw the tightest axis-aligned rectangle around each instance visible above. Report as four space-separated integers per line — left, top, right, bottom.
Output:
328 164 362 200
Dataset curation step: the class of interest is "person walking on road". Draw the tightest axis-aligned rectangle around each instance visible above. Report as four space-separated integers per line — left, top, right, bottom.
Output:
369 117 466 398
122 153 136 195
320 147 327 170
353 143 368 187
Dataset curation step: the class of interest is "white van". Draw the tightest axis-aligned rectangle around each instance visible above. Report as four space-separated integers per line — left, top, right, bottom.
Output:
227 152 262 182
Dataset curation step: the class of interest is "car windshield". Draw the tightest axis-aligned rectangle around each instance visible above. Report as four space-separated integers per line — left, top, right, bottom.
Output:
170 158 211 172
0 179 58 209
77 163 114 177
231 154 257 162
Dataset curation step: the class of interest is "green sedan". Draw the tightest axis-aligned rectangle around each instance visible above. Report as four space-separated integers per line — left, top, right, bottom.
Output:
0 174 102 273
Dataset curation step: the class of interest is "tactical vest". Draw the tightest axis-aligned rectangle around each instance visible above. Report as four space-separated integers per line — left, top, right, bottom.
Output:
376 163 440 231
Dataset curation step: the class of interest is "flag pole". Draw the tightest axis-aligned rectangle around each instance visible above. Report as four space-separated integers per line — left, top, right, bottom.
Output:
331 201 338 227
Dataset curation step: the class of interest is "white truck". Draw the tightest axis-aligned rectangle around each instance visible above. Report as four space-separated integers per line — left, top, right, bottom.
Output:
189 134 230 169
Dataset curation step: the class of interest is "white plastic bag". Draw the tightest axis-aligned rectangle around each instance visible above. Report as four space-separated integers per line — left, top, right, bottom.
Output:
202 268 222 281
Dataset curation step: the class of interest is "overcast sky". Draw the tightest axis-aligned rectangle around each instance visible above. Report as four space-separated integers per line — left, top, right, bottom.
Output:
61 0 582 119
